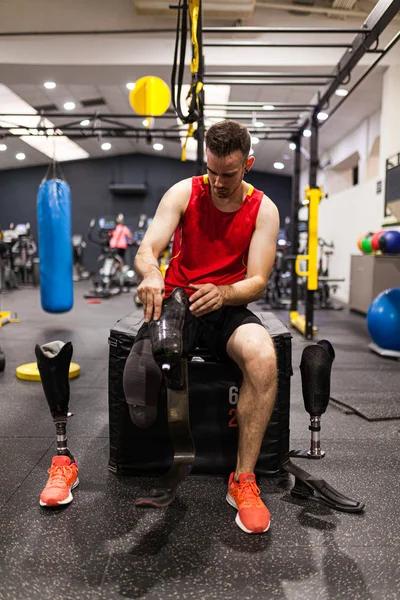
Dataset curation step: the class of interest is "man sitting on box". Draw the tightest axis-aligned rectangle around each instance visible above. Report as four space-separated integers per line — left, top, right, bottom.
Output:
123 120 279 534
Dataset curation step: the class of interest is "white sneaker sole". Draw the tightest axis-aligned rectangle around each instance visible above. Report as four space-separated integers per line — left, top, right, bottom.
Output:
39 477 80 507
226 492 271 534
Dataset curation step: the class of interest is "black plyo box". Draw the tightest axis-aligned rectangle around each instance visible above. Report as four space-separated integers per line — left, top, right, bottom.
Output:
108 311 292 476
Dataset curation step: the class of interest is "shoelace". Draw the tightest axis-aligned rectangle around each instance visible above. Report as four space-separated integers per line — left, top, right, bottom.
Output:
236 481 263 508
47 465 74 487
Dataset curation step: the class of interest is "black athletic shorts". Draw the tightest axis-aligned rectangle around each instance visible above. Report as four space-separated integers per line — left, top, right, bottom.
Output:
134 305 264 363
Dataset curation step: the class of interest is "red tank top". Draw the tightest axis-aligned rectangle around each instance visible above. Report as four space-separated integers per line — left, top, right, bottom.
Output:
164 175 264 298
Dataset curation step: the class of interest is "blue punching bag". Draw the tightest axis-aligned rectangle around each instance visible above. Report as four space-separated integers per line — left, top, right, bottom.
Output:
37 178 73 313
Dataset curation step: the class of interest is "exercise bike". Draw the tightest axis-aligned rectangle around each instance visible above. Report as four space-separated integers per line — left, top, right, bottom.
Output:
261 231 292 310
11 223 39 286
84 217 125 299
72 234 90 282
316 239 344 310
0 227 18 291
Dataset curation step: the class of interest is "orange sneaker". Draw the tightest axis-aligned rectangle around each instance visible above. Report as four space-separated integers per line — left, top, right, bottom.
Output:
227 472 271 534
39 455 79 507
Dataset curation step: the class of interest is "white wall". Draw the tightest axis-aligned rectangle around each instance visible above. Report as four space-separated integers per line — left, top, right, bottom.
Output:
320 110 381 192
318 177 384 302
380 65 400 173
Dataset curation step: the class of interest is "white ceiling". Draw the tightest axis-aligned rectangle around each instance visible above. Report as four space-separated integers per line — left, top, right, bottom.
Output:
0 0 398 175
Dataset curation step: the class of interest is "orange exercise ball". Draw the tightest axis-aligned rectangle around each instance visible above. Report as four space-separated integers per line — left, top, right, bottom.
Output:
357 234 366 252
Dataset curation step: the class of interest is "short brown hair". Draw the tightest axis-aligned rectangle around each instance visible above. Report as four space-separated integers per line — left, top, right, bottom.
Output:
205 120 251 158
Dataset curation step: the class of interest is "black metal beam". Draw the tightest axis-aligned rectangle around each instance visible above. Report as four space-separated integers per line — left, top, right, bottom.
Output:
304 112 319 340
309 112 319 189
206 115 300 120
0 127 297 140
205 72 336 79
290 135 301 313
204 41 354 48
204 79 332 86
0 29 178 37
205 102 316 108
205 105 315 113
0 27 371 37
317 0 400 109
203 27 370 34
0 113 178 119
196 0 205 175
321 30 400 124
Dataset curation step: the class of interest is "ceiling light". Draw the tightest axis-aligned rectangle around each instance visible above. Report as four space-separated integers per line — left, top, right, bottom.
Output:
44 82 56 90
254 121 264 128
283 154 290 160
16 153 26 160
153 143 164 151
80 119 90 127
289 142 296 150
335 88 348 97
126 82 136 91
251 136 259 145
262 104 275 111
274 162 284 170
0 144 7 151
249 148 254 156
64 102 76 111
317 112 329 121
0 83 89 162
101 142 111 151
303 129 312 137
142 119 149 127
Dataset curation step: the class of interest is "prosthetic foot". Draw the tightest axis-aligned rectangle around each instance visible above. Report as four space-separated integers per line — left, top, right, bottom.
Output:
283 340 364 513
35 341 79 507
135 288 195 508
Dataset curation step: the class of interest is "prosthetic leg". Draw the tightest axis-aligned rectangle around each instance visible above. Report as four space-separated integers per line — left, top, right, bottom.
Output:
135 288 195 508
283 340 364 513
35 341 79 507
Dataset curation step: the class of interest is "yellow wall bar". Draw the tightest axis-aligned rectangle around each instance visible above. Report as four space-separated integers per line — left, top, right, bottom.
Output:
305 186 324 291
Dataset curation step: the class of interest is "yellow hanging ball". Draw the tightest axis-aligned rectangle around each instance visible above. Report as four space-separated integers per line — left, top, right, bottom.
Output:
129 76 171 117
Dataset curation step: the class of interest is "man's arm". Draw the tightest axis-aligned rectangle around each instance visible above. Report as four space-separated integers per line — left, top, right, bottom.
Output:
220 196 280 305
134 178 191 280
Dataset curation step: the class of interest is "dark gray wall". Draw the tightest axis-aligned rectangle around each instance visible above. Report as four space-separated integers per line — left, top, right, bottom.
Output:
0 153 291 271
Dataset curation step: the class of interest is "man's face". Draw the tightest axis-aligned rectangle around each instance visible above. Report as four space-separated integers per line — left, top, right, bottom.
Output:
206 149 247 199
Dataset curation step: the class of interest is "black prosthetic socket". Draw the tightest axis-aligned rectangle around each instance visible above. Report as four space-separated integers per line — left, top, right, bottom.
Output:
148 287 188 369
125 288 188 429
35 341 74 458
300 339 335 417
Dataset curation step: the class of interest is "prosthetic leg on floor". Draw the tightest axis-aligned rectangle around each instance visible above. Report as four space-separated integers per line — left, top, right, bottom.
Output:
35 341 74 457
35 341 79 507
283 340 364 513
135 288 195 508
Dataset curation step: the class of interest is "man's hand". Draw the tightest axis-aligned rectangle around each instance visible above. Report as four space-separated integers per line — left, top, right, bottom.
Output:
188 283 225 317
137 270 165 322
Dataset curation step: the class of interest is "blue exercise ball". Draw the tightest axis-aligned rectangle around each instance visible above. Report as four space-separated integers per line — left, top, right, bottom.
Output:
379 230 400 254
367 287 400 351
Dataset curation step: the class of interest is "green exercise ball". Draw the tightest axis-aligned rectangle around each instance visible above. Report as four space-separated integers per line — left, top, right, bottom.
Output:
361 235 373 254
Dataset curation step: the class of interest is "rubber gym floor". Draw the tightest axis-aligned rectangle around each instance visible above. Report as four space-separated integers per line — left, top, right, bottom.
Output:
0 284 399 600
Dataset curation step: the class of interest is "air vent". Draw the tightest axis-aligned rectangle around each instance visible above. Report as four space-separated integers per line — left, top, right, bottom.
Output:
34 103 58 112
133 0 256 19
109 183 148 196
81 97 107 108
